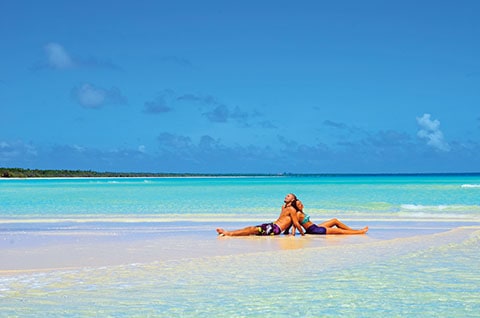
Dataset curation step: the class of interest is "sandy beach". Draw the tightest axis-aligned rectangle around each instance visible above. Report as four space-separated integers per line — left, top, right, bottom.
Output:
1 219 480 316
0 218 476 273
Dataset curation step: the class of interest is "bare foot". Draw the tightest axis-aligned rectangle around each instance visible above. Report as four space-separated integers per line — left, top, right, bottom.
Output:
361 226 369 234
216 228 227 236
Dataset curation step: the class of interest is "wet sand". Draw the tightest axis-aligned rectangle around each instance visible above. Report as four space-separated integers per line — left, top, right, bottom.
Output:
1 218 476 273
1 220 480 317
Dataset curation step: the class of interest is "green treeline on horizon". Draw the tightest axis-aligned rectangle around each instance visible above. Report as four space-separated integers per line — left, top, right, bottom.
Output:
0 168 160 178
1 167 479 178
0 168 281 178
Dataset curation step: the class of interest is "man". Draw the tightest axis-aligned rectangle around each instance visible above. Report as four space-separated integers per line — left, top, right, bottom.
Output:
216 193 305 236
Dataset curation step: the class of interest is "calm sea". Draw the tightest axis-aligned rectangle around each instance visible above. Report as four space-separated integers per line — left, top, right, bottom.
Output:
1 174 480 220
1 175 479 317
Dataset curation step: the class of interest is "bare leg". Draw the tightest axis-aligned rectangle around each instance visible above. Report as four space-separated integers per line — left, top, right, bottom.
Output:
325 226 368 235
318 218 354 230
216 226 259 236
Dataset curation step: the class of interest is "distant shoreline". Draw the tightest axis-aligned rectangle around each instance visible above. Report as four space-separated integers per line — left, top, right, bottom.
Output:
1 167 480 178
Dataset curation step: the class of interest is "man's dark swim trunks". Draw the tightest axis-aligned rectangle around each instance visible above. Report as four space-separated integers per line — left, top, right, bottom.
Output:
256 223 281 235
305 224 327 235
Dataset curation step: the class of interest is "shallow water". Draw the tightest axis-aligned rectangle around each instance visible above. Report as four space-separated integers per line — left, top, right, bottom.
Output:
1 175 480 219
1 227 479 317
1 175 479 316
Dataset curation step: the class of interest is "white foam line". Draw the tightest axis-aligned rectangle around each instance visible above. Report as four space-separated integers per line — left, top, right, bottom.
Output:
461 184 480 188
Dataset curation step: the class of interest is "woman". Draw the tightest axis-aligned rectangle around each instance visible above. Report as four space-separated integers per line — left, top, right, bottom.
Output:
286 201 368 235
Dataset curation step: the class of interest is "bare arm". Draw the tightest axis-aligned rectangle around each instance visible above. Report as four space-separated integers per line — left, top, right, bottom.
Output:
289 208 304 236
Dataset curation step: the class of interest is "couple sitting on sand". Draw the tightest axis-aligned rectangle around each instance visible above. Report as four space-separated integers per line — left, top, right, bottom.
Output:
216 193 368 236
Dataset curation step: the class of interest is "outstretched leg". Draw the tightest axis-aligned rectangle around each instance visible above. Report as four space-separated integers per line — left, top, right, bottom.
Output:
325 226 368 235
318 218 354 230
216 226 259 236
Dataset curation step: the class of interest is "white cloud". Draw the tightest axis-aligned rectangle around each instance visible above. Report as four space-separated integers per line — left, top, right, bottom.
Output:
44 43 75 69
73 145 85 152
416 114 450 152
41 42 120 71
75 84 105 108
72 83 127 109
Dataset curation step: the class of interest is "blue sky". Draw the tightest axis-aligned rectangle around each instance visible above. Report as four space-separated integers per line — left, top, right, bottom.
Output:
1 0 479 173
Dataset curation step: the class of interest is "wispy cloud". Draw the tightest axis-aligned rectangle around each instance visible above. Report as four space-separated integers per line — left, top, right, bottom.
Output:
176 93 218 105
0 140 37 163
202 104 258 125
157 132 193 150
322 120 363 136
323 118 429 152
142 90 177 114
71 83 127 109
416 114 450 152
143 96 173 114
155 132 284 172
79 56 120 70
147 91 261 126
323 120 348 130
38 42 120 70
259 120 277 129
44 43 75 69
321 120 372 147
3 131 479 173
203 105 230 123
177 93 257 125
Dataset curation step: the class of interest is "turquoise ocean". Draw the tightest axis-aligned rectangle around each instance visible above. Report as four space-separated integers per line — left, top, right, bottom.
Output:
1 175 480 316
